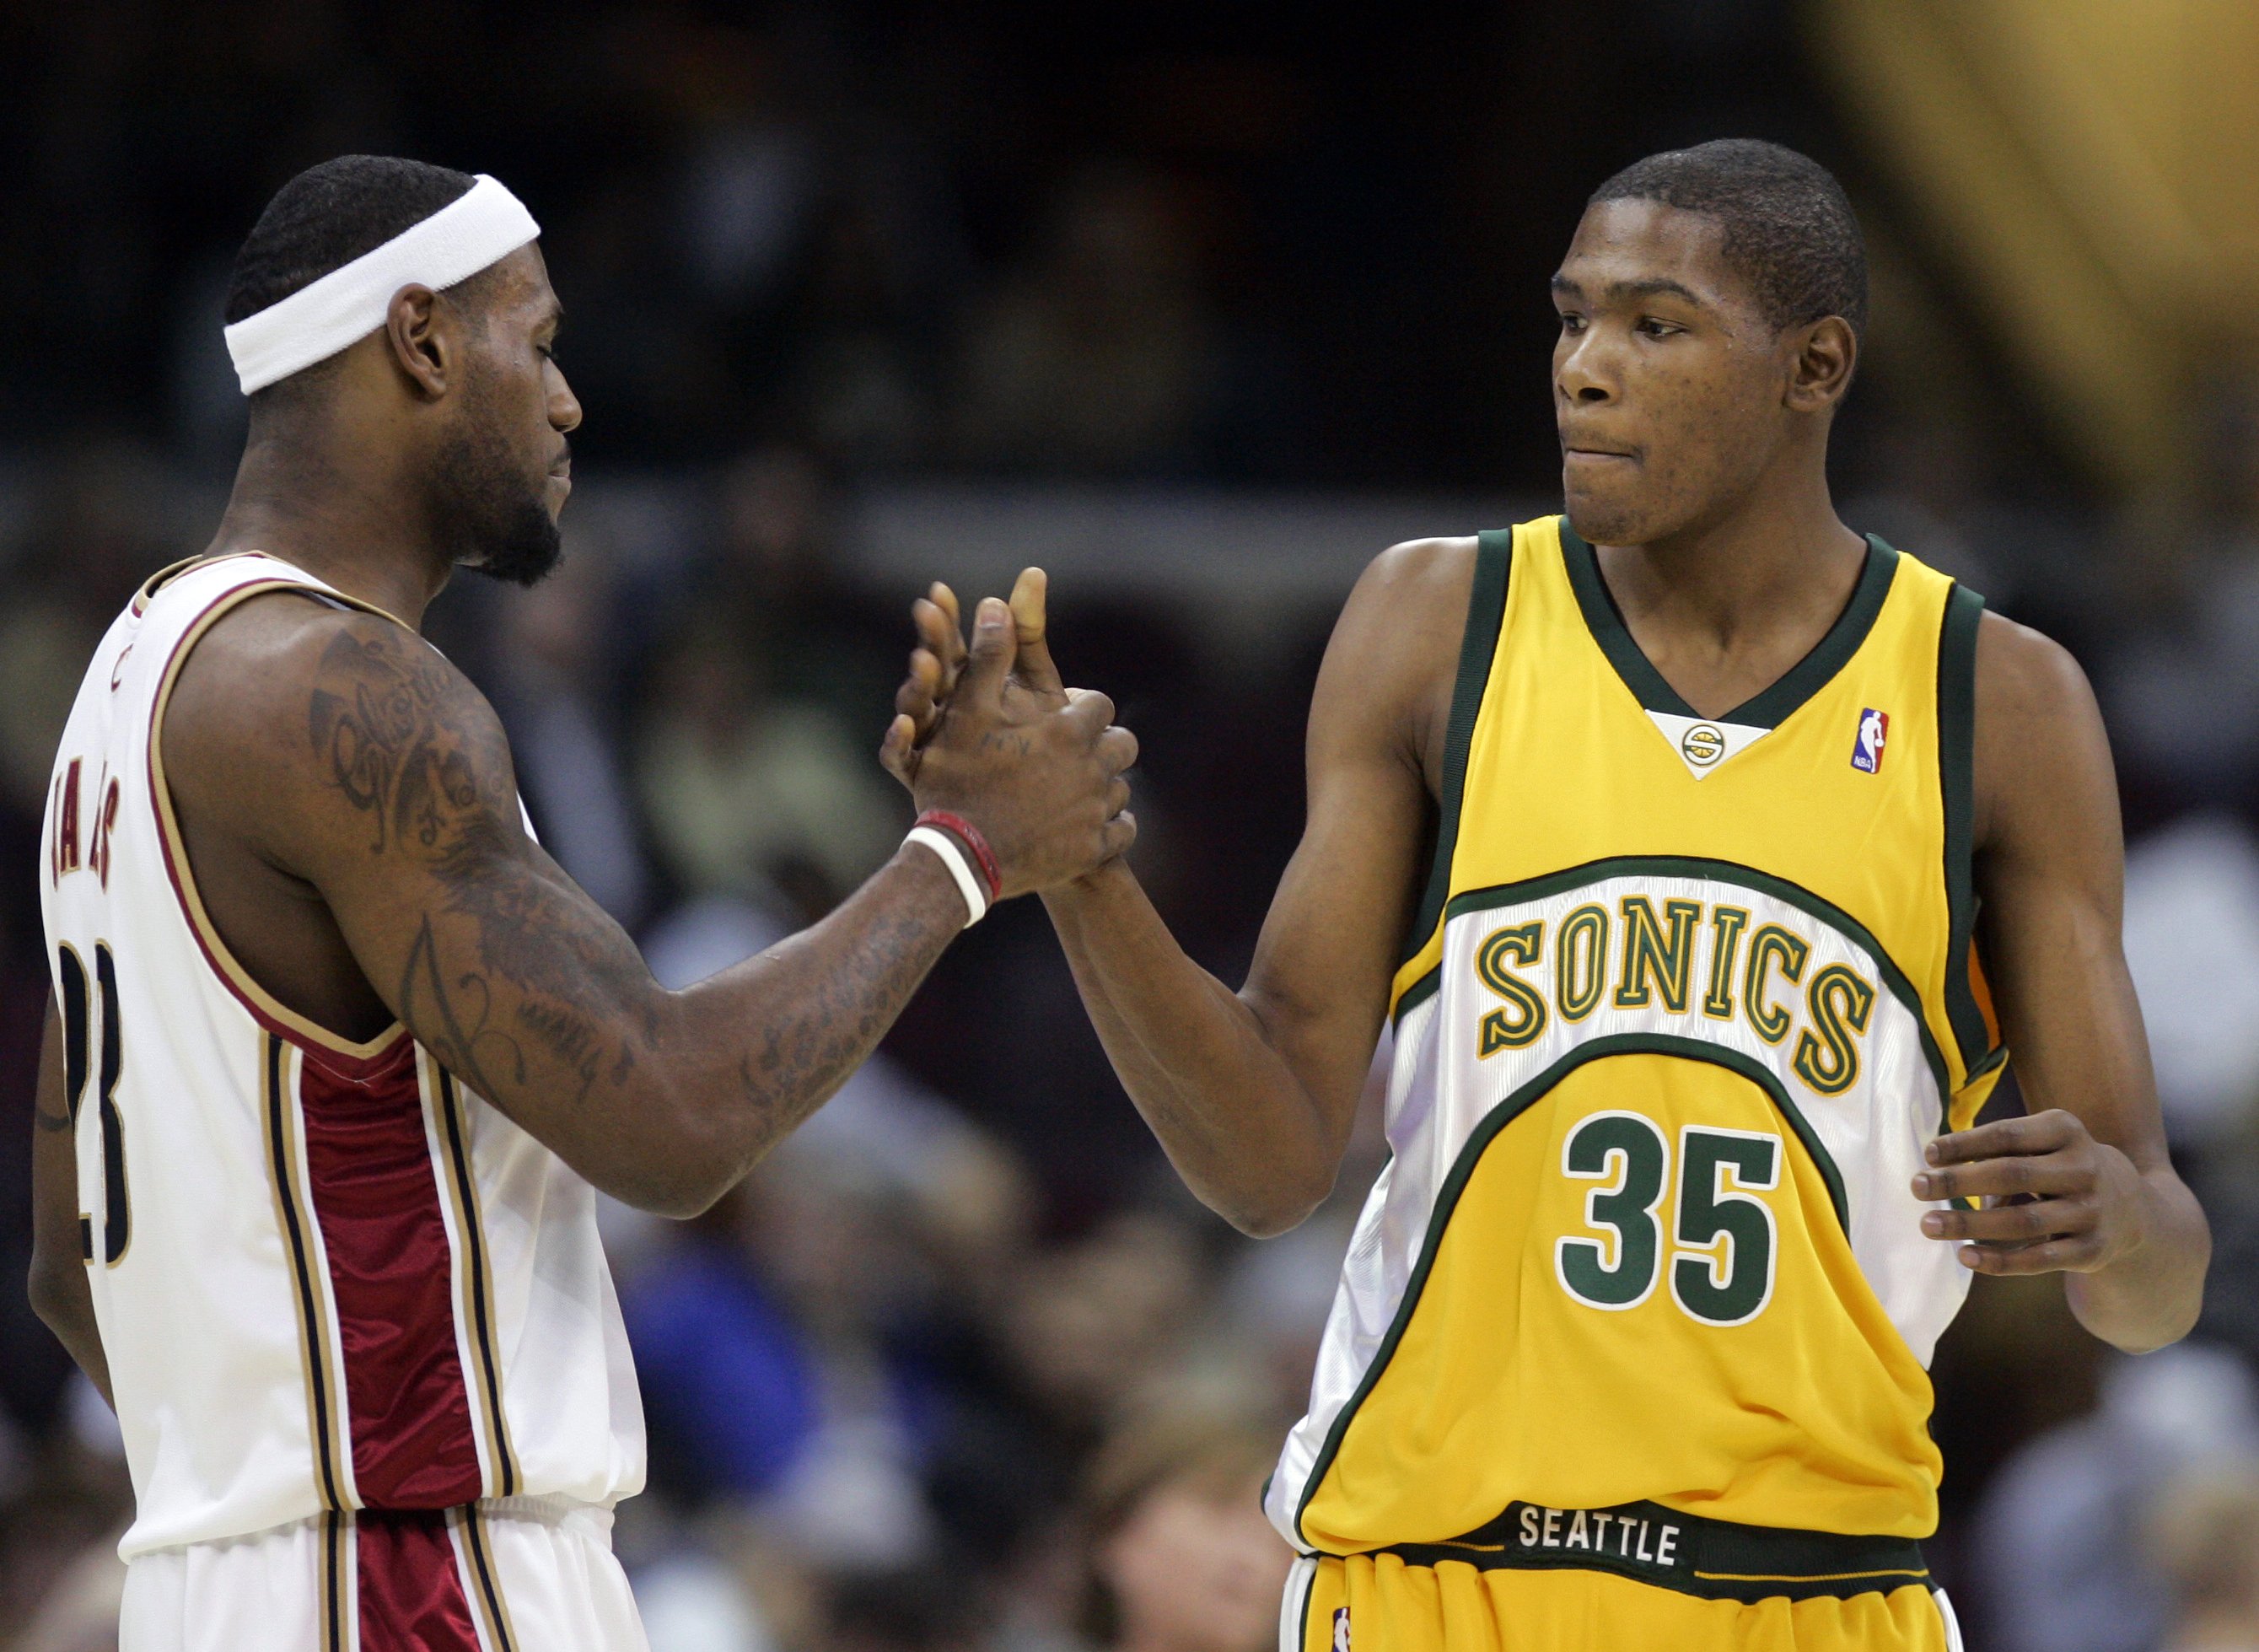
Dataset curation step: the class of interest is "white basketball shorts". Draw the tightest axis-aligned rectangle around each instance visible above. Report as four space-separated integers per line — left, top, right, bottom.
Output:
118 1494 648 1651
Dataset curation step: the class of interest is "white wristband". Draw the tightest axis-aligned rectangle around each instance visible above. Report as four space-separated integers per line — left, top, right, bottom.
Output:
905 826 988 927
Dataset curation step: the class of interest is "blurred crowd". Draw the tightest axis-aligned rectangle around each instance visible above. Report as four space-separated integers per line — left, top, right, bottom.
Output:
10 3 2259 1651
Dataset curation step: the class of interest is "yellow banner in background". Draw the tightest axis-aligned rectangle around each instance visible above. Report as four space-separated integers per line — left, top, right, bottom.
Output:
1808 0 2259 501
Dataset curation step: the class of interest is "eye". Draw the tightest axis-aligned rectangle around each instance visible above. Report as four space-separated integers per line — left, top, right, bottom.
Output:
1558 313 1587 335
1636 317 1684 339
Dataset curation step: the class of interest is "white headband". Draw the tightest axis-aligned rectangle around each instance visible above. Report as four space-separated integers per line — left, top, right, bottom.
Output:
223 174 541 395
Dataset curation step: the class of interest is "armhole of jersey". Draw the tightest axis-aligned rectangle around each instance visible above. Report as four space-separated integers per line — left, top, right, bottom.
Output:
1397 531 1513 987
148 578 413 1067
1935 582 1999 1087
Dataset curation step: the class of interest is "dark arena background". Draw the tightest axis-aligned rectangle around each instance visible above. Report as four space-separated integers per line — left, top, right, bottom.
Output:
5 3 2259 1649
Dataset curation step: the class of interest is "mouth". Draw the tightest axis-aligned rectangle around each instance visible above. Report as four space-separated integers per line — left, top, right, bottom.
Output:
1561 444 1635 464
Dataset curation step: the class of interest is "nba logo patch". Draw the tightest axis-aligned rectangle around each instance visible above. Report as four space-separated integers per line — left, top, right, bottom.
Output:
1851 708 1889 774
1333 1607 1352 1650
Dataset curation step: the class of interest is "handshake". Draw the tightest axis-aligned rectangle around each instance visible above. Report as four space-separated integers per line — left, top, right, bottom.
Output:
879 567 1138 904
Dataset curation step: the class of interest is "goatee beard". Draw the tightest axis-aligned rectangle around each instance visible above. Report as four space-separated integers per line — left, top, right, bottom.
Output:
464 496 562 588
430 392 565 588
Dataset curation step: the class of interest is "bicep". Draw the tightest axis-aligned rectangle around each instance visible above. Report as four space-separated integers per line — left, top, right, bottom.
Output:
1242 541 1469 1098
191 610 670 1166
1974 616 2166 1168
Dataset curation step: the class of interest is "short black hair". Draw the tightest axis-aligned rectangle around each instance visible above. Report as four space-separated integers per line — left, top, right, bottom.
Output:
226 155 477 326
225 157 491 408
1588 139 1868 337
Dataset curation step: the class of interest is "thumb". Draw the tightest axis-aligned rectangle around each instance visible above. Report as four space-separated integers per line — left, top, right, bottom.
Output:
1008 567 1063 698
958 596 1018 708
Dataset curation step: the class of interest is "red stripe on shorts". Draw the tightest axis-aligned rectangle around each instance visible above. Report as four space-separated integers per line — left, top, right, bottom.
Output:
299 1044 484 1506
357 1509 481 1649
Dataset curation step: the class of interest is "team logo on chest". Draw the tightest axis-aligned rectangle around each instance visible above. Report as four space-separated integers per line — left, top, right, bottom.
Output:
1851 708 1889 774
1645 711 1771 779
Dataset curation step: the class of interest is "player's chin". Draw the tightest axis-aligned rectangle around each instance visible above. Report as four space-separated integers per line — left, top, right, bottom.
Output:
1560 478 1650 548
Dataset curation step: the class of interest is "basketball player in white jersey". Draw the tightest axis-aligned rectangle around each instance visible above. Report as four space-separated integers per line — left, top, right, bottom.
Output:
27 156 1137 1651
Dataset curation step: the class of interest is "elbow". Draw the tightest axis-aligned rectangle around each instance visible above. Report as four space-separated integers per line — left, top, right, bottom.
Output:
602 1153 741 1221
594 1084 761 1219
27 1251 82 1341
1213 1164 1338 1240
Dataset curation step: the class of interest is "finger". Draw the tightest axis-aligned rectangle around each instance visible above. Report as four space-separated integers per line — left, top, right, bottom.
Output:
1106 777 1132 818
897 654 945 740
1926 1111 2080 1167
933 585 968 677
1100 810 1138 860
1097 724 1139 774
1062 689 1117 737
913 599 968 695
1920 1197 2090 1244
896 676 937 724
1912 1149 2090 1204
957 597 1018 707
1956 1234 2107 1275
879 714 919 787
1008 567 1063 697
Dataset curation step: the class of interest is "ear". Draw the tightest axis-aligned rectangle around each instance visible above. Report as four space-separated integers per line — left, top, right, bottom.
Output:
1784 315 1858 414
382 284 454 400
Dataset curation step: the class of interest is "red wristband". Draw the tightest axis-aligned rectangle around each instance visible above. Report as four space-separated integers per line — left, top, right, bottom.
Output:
915 810 1002 904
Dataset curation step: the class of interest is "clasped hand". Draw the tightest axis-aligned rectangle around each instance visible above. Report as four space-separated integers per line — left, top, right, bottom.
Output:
880 568 1138 900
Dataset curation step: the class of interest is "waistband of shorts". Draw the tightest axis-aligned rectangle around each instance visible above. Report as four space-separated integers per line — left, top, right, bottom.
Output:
475 1493 613 1531
1353 1499 1931 1605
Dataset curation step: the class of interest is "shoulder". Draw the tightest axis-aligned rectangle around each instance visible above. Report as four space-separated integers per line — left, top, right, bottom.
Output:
164 590 518 841
1311 536 1486 776
1335 535 1482 654
1973 608 2101 733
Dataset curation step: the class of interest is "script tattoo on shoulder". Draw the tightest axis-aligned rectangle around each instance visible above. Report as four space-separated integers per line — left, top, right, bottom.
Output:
306 622 653 1103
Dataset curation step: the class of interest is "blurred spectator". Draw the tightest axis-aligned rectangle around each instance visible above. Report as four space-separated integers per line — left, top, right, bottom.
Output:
1080 1410 1292 1652
487 529 654 928
2122 815 2259 1147
1977 1342 2259 1652
954 166 1223 476
636 612 902 915
2148 1466 2259 1652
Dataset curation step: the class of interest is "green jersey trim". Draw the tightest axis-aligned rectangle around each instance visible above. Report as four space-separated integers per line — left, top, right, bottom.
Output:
1936 583 1993 1074
1291 1030 1852 1549
1401 530 1514 967
1375 1497 1930 1604
1558 519 1901 731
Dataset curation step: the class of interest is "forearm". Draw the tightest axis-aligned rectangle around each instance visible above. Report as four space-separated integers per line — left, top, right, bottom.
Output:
1043 860 1343 1235
28 1258 112 1409
2065 1165 2211 1353
627 845 968 1213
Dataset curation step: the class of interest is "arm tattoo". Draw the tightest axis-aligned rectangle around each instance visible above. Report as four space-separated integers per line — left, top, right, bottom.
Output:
309 624 654 1100
732 898 942 1130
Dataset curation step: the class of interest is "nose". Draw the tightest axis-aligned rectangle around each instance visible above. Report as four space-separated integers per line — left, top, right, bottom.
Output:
547 359 583 434
1556 329 1616 407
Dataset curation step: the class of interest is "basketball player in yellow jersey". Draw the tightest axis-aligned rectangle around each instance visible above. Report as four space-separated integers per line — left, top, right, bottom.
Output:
889 140 2210 1649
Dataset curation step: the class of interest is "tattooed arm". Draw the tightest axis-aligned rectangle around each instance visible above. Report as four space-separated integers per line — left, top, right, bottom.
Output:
163 591 1133 1216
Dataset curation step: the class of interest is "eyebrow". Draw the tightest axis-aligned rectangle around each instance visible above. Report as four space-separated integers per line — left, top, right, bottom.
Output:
1550 273 1710 308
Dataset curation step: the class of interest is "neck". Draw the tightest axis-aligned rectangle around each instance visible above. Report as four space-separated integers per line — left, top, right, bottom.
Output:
1588 441 1870 722
1597 454 1864 647
207 422 454 630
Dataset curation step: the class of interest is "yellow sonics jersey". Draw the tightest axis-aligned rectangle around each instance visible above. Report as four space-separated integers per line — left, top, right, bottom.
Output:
1265 516 2008 1562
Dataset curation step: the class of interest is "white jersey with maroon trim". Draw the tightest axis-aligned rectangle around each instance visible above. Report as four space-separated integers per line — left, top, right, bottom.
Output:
38 552 645 1559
